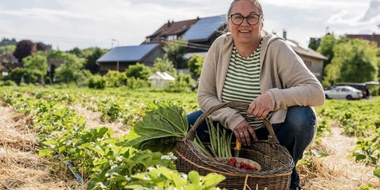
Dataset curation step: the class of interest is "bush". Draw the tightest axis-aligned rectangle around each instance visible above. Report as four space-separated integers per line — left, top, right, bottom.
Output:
126 77 149 89
88 75 106 89
125 63 152 80
7 67 39 85
0 80 17 86
74 69 93 87
165 72 195 93
188 55 205 78
104 71 127 87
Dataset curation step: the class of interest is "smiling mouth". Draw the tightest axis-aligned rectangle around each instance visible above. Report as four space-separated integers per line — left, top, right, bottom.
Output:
239 30 251 33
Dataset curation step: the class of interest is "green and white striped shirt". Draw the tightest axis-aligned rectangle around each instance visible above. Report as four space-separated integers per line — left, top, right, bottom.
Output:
222 42 265 130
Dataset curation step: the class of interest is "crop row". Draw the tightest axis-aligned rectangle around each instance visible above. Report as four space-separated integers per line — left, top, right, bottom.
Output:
0 87 224 190
8 86 198 126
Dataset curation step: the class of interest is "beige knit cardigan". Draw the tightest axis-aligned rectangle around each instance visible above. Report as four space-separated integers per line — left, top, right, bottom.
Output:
197 32 325 131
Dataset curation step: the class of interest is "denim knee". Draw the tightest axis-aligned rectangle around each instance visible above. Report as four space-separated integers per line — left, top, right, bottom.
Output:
283 106 315 138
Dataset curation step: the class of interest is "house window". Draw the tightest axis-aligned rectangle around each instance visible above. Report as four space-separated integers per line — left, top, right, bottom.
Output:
167 35 177 41
145 38 150 43
304 60 312 67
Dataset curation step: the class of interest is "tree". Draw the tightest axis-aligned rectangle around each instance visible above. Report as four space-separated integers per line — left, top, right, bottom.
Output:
23 54 48 84
68 47 85 58
308 38 319 51
0 45 16 55
36 42 49 51
323 38 378 86
13 40 36 63
47 50 64 61
125 63 152 80
55 53 84 84
188 55 205 78
7 67 38 85
0 38 17 46
152 55 176 76
73 69 93 86
164 38 188 69
85 47 106 74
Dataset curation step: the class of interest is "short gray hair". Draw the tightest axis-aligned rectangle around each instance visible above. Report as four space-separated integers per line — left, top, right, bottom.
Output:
227 0 264 18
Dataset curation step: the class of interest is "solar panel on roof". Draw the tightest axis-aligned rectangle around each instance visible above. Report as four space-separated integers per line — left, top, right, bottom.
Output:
97 43 159 62
183 15 226 41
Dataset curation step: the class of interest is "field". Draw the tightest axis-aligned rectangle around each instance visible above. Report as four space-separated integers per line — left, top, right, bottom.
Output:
0 85 379 190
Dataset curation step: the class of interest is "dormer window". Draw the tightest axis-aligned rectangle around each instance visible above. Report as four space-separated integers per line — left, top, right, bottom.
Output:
145 37 151 42
167 35 177 41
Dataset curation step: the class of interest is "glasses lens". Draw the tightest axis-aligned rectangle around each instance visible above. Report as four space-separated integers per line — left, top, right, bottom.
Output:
247 14 259 25
231 15 243 25
230 14 260 25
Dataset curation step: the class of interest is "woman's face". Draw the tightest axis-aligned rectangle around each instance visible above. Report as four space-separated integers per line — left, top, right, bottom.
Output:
228 1 263 45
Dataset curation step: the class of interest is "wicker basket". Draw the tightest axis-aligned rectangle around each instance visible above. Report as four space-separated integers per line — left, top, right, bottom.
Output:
175 102 294 190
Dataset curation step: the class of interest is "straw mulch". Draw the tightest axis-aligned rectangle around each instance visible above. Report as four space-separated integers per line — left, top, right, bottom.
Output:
298 123 380 190
0 102 85 190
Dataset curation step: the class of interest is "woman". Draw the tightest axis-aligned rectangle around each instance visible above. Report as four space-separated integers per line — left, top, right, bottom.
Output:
187 0 325 189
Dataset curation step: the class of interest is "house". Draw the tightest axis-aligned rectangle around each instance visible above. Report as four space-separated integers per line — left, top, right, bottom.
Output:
0 53 20 77
280 30 326 81
285 39 327 82
346 34 380 47
98 15 225 74
96 43 165 75
143 19 199 43
182 15 226 54
147 71 175 89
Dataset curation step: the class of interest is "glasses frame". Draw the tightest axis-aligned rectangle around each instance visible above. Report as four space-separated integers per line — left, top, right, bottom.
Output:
228 13 263 26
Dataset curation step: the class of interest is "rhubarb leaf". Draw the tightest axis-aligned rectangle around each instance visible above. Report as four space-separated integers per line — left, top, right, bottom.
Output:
126 100 188 149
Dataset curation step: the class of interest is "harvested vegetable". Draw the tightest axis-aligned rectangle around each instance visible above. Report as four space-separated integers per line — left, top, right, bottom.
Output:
225 158 259 171
195 118 233 158
126 100 188 152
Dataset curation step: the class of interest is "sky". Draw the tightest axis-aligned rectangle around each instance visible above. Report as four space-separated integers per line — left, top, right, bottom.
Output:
0 0 379 51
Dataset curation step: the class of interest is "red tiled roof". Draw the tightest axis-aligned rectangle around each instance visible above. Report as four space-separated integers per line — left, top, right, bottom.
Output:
346 34 380 47
147 18 198 38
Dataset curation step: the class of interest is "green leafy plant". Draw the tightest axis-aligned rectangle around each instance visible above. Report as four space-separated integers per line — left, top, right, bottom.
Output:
126 100 188 151
124 166 226 190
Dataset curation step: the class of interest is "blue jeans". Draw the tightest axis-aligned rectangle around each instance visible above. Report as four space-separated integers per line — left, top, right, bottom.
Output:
187 106 316 188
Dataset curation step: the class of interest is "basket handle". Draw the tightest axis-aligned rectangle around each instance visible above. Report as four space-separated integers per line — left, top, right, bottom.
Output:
186 102 279 144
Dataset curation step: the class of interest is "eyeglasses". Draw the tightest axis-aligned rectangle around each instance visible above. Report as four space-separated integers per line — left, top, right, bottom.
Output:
228 13 262 26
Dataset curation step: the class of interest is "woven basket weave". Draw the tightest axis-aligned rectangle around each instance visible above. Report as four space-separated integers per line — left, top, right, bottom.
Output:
175 102 294 190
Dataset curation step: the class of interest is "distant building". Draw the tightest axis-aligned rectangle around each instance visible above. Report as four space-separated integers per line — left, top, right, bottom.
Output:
97 43 165 75
281 30 327 82
143 19 199 43
97 15 226 74
346 34 380 47
147 71 175 89
0 53 20 76
182 15 226 53
285 39 327 82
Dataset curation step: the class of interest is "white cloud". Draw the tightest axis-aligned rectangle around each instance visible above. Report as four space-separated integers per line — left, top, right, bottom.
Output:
0 0 377 50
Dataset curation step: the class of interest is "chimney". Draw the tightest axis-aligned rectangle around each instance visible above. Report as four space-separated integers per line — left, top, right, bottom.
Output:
167 20 171 28
283 29 287 40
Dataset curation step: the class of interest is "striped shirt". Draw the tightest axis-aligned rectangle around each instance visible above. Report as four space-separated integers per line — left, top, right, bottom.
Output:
222 42 266 130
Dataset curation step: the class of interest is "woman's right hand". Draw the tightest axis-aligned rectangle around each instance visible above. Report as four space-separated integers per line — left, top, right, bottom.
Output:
233 120 258 146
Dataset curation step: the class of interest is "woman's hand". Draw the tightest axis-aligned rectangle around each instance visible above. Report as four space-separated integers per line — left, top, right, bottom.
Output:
233 120 257 146
247 92 273 119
